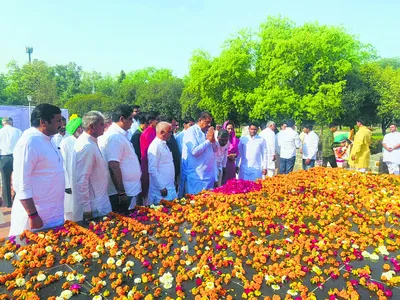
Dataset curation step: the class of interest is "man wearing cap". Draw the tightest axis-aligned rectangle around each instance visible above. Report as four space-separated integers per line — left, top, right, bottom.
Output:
0 117 22 207
59 117 83 220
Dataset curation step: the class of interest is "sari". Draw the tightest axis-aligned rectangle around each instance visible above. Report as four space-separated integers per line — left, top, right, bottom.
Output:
222 121 240 184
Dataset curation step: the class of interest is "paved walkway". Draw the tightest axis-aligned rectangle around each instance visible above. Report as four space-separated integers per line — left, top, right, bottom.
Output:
0 207 11 238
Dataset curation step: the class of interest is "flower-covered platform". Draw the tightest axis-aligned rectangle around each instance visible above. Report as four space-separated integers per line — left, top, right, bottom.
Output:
0 168 399 299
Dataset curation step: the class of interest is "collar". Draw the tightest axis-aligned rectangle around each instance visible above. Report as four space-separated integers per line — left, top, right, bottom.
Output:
29 127 51 141
110 122 128 136
155 137 167 144
82 131 97 143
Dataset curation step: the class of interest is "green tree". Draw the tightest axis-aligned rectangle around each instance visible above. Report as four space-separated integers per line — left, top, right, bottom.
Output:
52 62 82 106
64 93 116 116
183 30 257 124
4 60 58 105
248 17 374 125
118 67 183 117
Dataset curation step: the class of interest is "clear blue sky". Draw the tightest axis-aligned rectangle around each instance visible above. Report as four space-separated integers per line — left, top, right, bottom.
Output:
1 0 399 78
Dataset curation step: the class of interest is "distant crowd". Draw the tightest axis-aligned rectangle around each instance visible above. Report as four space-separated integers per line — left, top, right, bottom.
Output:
0 103 399 236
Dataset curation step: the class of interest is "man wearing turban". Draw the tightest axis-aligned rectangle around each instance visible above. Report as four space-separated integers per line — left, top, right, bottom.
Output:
59 116 83 220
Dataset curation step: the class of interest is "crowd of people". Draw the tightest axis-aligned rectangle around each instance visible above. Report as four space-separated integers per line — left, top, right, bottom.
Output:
0 103 399 236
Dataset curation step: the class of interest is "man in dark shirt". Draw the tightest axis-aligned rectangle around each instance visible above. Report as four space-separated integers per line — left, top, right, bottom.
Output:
130 113 148 163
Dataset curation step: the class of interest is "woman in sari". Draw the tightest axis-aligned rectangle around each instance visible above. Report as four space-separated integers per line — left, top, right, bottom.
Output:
222 121 240 184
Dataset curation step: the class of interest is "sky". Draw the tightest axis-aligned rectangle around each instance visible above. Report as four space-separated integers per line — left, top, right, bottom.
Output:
1 0 399 78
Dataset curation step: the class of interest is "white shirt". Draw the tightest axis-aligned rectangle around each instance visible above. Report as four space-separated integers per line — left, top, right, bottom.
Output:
148 137 177 204
302 131 319 160
236 135 267 181
175 130 186 153
181 124 217 194
59 135 77 218
52 132 69 148
277 127 301 159
99 123 142 197
9 127 64 236
0 125 22 155
382 131 400 164
72 132 111 220
259 127 276 169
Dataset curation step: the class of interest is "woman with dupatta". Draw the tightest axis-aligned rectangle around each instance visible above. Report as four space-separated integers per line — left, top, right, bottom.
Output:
222 121 240 185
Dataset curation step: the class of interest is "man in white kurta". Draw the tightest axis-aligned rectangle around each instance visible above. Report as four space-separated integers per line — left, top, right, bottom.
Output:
98 105 142 212
72 111 111 221
382 124 400 174
181 112 217 195
59 117 83 221
301 124 319 170
10 104 65 236
148 122 177 205
259 121 276 177
236 123 268 181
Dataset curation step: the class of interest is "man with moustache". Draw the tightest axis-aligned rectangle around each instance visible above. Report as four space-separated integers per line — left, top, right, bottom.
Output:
72 111 111 221
9 104 64 236
59 116 83 221
181 112 218 195
99 105 142 213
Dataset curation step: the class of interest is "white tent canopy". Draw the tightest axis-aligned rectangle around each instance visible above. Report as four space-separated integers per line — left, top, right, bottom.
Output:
0 105 69 132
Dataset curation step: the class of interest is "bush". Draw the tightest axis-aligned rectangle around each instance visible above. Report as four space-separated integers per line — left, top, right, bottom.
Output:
370 136 383 155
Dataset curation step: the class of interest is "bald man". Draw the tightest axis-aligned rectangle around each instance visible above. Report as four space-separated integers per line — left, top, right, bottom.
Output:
147 122 177 205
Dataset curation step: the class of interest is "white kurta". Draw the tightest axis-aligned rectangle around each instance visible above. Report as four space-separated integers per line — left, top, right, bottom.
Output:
181 124 217 195
382 131 400 164
10 128 65 236
236 135 268 181
72 132 111 221
259 127 276 170
302 131 319 160
98 123 142 198
59 135 77 220
148 137 177 204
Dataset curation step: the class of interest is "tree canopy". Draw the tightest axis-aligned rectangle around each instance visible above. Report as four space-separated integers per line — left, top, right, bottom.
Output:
0 16 399 132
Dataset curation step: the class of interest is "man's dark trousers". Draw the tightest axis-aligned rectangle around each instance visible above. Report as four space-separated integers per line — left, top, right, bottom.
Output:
0 155 13 207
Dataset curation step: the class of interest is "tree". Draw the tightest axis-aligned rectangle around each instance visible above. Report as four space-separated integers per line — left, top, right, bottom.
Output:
183 30 257 124
52 62 82 106
4 60 58 105
248 17 374 125
117 70 126 83
0 74 8 104
118 67 184 117
64 93 116 116
79 71 119 97
340 69 379 128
